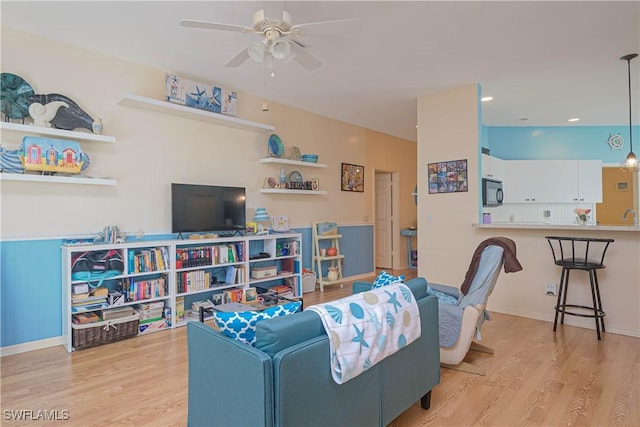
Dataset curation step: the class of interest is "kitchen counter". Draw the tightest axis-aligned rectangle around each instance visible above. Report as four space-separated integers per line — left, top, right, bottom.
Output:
473 223 640 232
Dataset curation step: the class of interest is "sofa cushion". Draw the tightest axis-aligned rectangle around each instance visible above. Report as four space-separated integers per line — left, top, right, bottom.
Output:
213 301 301 346
255 310 327 357
356 277 430 300
372 270 405 288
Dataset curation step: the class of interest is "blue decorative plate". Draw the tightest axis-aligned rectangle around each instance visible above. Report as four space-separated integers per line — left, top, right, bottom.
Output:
268 134 284 158
289 170 303 183
0 73 34 120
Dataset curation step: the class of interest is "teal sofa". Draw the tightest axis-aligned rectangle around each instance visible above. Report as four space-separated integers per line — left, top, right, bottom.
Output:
187 277 440 427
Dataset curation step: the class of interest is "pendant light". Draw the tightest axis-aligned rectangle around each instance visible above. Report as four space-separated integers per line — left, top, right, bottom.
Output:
621 53 638 172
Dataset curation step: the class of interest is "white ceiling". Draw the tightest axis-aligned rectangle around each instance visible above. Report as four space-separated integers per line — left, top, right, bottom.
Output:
2 1 639 142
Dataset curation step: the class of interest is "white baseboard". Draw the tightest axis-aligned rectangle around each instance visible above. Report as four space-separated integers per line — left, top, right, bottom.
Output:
1 336 63 357
488 305 640 338
344 272 377 283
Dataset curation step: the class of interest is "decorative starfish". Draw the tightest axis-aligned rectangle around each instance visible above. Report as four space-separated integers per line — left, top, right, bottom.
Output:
385 290 402 313
367 309 382 331
189 86 207 106
352 324 369 353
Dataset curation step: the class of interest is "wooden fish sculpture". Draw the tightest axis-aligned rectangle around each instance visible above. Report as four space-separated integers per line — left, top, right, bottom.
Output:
26 93 94 132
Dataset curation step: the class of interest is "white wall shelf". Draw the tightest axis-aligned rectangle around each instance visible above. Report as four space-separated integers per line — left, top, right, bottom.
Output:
259 157 327 168
0 173 117 186
118 94 276 133
0 122 116 143
259 189 328 195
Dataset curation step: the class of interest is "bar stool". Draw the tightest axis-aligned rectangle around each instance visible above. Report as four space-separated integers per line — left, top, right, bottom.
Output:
545 236 614 340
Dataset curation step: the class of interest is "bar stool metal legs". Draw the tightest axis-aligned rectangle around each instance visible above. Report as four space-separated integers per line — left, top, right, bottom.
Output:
553 266 607 340
546 236 613 341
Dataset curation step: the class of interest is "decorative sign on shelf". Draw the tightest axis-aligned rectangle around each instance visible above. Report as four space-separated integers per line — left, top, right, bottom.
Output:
428 159 468 194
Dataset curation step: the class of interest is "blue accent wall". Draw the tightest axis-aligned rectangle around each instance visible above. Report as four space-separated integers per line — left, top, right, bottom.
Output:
293 225 373 277
1 239 63 347
1 225 374 347
488 125 640 161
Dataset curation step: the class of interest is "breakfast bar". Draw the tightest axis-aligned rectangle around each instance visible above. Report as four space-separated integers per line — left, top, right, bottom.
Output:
473 223 640 232
469 222 640 339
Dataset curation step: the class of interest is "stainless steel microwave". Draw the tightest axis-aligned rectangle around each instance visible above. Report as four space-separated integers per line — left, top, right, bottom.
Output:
482 178 504 207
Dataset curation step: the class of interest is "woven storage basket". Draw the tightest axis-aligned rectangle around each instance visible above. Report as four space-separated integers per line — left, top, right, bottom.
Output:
72 313 139 350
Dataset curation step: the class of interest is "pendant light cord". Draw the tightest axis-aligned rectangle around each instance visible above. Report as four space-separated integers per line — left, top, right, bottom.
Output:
627 56 633 153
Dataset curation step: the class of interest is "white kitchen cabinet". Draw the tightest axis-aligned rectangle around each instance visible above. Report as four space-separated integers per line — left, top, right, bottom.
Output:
577 160 603 202
504 160 547 202
504 160 602 203
481 154 505 181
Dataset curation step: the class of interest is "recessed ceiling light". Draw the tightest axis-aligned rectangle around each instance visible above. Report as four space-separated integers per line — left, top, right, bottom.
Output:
568 118 580 122
481 96 493 102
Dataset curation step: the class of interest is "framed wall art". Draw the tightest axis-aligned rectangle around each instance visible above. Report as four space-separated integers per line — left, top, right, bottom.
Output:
341 163 364 192
428 159 468 194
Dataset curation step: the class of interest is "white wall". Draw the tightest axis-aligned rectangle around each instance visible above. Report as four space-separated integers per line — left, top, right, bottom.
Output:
1 27 416 243
418 86 640 337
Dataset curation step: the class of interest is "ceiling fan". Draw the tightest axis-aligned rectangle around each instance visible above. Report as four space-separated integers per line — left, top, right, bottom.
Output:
180 4 359 71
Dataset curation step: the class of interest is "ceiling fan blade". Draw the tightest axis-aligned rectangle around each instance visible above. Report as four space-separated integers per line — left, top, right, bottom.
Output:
291 38 308 49
225 48 250 67
292 18 361 37
180 19 254 33
262 1 285 21
290 43 321 70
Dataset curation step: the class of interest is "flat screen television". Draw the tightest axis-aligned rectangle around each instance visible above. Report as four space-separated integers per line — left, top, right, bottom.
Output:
171 184 246 234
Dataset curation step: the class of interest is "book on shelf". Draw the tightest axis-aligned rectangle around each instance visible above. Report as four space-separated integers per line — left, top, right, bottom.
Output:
225 266 236 284
176 246 213 269
103 306 135 320
71 293 90 301
176 296 185 322
223 289 244 303
72 283 89 294
71 295 107 305
71 301 108 313
234 242 244 262
236 266 247 284
135 301 165 311
124 276 167 301
177 270 212 293
217 245 229 263
72 312 100 324
270 284 293 295
128 248 169 273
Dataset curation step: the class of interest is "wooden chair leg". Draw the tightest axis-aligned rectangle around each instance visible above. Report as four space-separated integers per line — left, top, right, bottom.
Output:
470 341 494 354
420 390 432 410
441 362 486 376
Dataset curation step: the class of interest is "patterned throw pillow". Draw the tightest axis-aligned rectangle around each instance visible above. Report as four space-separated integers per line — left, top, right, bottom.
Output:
213 301 302 346
372 271 405 289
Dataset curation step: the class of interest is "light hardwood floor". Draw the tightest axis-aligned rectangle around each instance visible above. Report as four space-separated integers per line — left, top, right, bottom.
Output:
2 269 638 426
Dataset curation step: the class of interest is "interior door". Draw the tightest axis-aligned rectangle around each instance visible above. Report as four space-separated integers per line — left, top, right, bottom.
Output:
597 167 636 225
375 173 393 269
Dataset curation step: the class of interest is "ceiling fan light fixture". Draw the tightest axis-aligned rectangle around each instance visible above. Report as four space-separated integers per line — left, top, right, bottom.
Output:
270 39 291 60
247 40 266 62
